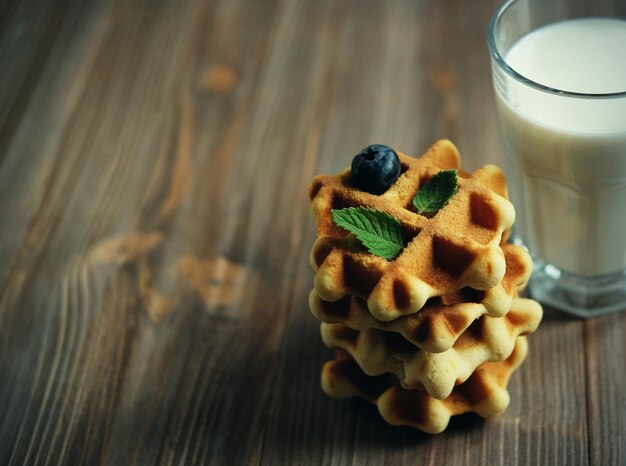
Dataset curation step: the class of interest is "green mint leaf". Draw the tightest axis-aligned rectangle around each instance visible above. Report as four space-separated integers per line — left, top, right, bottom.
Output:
412 169 459 215
331 207 405 260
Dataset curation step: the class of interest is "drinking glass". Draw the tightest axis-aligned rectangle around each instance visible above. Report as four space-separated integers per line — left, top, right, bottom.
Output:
488 0 626 317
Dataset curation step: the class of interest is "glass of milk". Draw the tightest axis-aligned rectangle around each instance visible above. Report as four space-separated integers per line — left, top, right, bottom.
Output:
488 0 626 317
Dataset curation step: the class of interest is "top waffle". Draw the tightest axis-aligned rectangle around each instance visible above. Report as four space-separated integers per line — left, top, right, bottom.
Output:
309 140 515 321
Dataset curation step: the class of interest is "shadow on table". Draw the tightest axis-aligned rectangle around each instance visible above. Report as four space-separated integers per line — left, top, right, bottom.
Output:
539 305 581 323
261 317 488 461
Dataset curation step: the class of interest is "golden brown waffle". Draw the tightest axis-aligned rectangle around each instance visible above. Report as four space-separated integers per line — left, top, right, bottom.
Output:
321 337 528 434
310 242 533 353
320 297 541 399
309 140 516 321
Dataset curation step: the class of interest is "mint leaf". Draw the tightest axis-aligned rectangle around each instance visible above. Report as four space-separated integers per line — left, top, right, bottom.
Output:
332 207 405 260
412 169 458 215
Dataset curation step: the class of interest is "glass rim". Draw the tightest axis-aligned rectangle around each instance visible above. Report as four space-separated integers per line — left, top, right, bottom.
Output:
487 0 626 99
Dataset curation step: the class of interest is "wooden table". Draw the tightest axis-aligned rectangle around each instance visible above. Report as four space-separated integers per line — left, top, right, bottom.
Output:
1 0 624 464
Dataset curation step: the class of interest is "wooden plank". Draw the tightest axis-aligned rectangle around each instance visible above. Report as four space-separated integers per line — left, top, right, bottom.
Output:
0 0 67 155
0 0 284 463
0 0 113 293
585 312 626 466
261 2 436 464
260 0 589 464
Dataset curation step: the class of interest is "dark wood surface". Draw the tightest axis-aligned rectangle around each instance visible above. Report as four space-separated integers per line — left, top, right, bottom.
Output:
1 0 624 464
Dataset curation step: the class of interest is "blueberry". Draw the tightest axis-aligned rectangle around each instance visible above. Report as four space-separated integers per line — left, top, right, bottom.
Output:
351 144 401 194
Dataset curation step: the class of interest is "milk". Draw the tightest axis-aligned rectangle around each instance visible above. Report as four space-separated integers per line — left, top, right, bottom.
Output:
495 18 626 277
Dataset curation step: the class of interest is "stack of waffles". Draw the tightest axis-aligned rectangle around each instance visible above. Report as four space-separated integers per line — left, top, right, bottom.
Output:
307 140 542 434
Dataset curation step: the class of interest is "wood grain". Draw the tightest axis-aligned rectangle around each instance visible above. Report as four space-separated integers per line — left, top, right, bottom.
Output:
0 0 624 465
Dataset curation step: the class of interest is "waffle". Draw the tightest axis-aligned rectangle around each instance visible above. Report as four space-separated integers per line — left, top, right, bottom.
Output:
322 337 528 434
310 242 532 353
309 140 516 321
320 297 541 399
